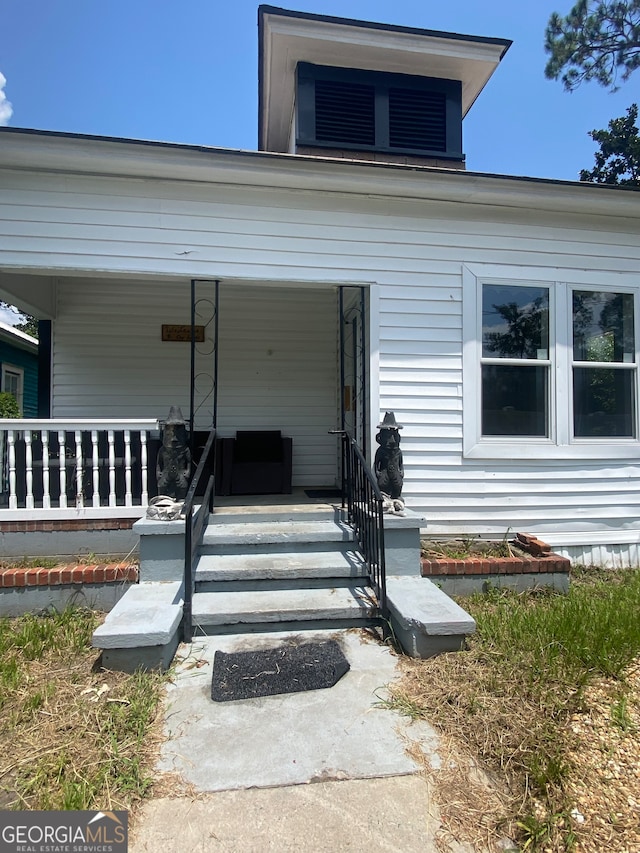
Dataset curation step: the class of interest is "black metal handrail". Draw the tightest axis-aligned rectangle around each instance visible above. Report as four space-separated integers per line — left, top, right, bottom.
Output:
335 430 387 619
183 427 216 643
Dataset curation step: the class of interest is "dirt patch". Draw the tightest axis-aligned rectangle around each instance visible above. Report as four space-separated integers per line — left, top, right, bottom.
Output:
421 538 518 560
563 660 640 853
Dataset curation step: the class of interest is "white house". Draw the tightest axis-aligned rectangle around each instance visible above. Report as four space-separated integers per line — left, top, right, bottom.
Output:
1 6 639 566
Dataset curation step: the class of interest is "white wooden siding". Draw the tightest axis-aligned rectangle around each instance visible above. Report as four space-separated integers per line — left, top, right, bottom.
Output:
2 165 640 543
52 279 338 487
216 284 338 486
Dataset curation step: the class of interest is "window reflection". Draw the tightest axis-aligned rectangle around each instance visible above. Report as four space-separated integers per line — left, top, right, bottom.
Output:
482 285 549 359
573 291 634 363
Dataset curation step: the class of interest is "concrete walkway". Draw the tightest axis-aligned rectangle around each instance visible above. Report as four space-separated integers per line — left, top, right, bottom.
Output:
130 629 474 853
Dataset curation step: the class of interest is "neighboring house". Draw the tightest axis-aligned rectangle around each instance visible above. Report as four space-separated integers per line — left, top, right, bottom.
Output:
0 321 37 417
0 7 639 565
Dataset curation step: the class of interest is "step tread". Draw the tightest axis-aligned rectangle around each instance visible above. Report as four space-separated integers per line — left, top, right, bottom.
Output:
191 585 377 625
195 549 367 581
92 582 183 649
210 505 339 524
202 519 355 546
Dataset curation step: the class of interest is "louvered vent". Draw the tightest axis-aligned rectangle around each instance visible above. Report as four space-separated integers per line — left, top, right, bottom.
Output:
315 79 375 146
389 88 446 151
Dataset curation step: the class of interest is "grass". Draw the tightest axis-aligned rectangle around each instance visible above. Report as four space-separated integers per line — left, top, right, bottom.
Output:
0 608 166 811
0 556 61 570
421 533 514 560
0 553 128 570
385 567 640 852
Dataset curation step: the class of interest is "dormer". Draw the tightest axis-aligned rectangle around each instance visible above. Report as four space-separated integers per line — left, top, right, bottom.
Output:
258 6 511 168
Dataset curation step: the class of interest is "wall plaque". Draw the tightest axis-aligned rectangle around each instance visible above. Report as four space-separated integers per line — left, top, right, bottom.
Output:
162 324 205 342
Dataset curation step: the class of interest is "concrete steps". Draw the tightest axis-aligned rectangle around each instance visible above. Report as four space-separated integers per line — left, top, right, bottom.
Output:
192 585 377 634
191 510 378 636
201 519 354 552
90 498 477 670
196 549 367 584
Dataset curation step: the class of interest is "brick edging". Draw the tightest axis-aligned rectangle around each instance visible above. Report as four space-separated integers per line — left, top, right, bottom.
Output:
421 555 570 576
0 519 136 533
421 534 571 577
0 564 139 588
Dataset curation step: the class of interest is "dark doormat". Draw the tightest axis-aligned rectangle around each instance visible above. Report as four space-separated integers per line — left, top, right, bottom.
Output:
304 488 342 499
211 640 350 702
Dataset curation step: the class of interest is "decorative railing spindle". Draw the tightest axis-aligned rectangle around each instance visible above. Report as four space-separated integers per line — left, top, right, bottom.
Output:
42 431 50 509
74 430 84 508
91 430 100 507
140 431 148 505
0 419 159 518
107 430 116 508
58 430 67 509
24 430 34 509
124 430 132 506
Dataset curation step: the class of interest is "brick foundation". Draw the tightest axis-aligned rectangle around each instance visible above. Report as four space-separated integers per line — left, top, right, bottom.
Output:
0 519 136 533
0 563 138 588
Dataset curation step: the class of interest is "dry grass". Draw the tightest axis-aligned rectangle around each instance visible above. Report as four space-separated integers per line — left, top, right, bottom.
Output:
0 608 166 812
421 535 514 560
386 569 640 852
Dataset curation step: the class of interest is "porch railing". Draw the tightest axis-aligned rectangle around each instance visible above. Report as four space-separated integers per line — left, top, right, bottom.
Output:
183 427 217 643
0 419 159 518
336 430 387 619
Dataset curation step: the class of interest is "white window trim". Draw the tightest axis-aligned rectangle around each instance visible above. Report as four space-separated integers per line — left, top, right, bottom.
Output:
1 363 24 414
463 264 640 460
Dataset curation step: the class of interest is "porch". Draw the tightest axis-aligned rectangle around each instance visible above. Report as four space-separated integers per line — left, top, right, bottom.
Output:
0 274 371 503
0 421 473 671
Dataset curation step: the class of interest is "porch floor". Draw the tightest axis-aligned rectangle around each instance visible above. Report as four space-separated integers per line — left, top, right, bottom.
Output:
212 487 343 514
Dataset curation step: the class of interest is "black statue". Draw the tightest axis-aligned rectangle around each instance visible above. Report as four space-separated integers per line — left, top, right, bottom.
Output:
156 406 192 500
374 412 404 503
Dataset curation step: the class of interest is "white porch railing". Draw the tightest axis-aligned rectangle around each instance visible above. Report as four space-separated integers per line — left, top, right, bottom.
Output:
0 419 160 520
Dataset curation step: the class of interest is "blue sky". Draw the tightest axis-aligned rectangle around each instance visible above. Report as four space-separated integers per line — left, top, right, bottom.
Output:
0 0 636 181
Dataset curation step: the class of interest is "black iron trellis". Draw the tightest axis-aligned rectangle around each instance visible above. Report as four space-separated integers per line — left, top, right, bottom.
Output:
189 278 220 445
183 279 220 643
338 285 367 454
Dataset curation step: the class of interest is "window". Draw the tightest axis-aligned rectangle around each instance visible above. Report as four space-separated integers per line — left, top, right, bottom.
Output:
463 266 639 459
481 283 550 437
572 291 635 438
1 364 24 414
296 63 463 160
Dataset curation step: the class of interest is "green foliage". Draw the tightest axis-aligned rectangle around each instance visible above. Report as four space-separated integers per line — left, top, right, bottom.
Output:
0 391 20 418
14 316 39 338
0 301 38 339
545 1 640 91
579 102 640 185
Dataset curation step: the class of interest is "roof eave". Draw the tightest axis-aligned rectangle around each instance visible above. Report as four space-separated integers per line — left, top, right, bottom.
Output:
0 127 638 221
0 320 38 352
